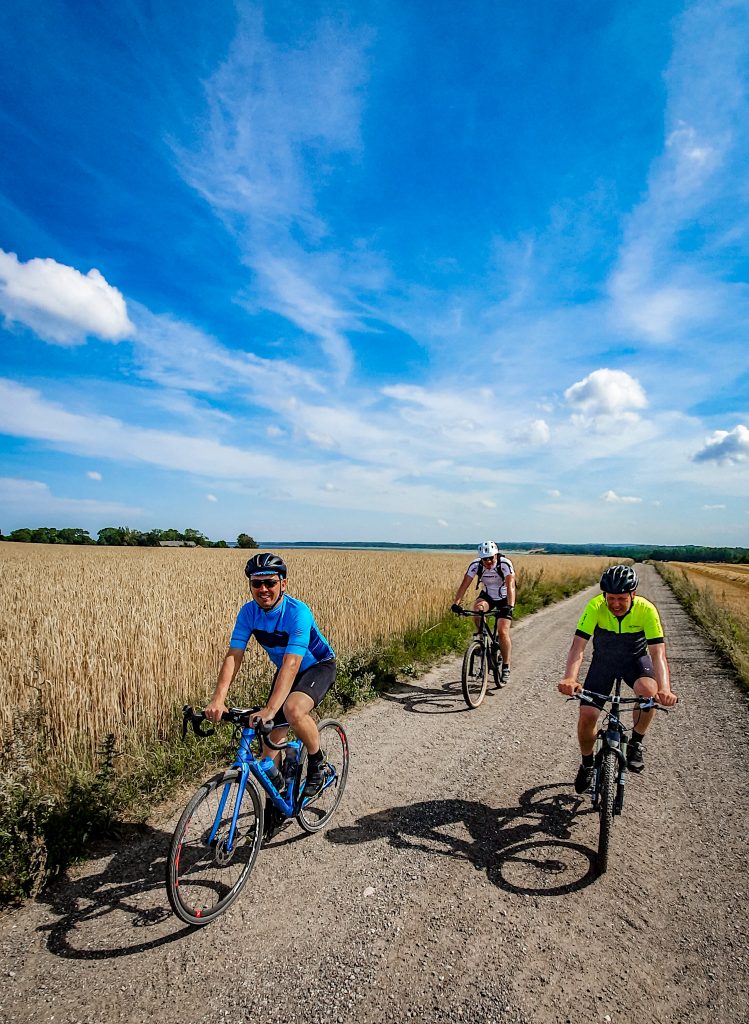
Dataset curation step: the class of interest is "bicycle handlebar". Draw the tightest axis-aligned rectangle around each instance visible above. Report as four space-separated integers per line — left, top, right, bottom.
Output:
566 690 673 712
453 607 502 619
181 705 294 749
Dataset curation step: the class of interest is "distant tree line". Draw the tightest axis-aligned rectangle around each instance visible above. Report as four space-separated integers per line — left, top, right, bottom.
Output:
1 526 258 549
534 543 749 564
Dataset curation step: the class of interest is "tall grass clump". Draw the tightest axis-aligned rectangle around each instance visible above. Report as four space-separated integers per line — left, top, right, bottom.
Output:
0 545 611 900
656 562 749 692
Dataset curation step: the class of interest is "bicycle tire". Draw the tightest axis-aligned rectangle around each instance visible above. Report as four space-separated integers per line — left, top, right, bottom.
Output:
297 719 349 834
596 749 617 875
166 769 263 925
461 639 488 708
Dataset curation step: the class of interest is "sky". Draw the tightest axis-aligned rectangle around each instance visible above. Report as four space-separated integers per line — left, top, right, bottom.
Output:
0 0 748 546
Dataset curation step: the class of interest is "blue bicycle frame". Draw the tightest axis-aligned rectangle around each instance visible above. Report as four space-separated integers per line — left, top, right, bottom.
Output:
206 718 336 852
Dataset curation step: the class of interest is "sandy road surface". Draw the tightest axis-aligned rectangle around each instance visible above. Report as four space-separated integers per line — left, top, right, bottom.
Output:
1 565 747 1024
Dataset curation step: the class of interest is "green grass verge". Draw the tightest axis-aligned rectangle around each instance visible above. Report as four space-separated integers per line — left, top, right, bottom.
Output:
0 565 599 905
655 562 749 693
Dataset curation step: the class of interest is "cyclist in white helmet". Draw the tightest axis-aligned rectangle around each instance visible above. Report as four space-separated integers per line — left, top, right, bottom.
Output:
452 541 516 685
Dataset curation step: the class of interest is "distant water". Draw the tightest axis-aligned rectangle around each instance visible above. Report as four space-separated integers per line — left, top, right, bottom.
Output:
261 542 533 554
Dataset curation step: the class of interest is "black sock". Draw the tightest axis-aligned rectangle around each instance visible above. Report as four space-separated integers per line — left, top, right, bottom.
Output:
308 749 323 767
582 753 594 768
631 730 645 745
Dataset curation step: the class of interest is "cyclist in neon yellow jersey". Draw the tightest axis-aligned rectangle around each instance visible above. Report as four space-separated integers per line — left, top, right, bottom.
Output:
557 564 677 793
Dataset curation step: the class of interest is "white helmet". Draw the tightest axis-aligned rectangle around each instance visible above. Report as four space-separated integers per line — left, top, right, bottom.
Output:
477 540 498 558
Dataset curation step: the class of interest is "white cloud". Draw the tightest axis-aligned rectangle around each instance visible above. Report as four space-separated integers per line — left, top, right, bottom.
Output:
87 471 102 481
479 499 496 509
0 477 140 520
546 489 561 498
693 424 749 465
601 490 642 505
207 494 218 502
514 419 550 446
0 250 133 345
703 503 725 510
178 11 371 383
436 519 449 527
565 369 647 419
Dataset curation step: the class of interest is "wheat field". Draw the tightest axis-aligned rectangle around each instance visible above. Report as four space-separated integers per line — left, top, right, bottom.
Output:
0 544 610 770
666 561 749 620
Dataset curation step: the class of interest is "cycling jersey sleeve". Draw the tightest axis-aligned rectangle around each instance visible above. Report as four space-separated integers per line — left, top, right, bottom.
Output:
574 596 600 639
229 603 255 650
500 557 515 577
642 602 665 644
283 602 314 657
465 560 480 579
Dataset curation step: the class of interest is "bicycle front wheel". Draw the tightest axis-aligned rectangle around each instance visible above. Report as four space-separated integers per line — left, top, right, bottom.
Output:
297 719 349 834
166 769 263 926
596 750 617 875
461 639 488 708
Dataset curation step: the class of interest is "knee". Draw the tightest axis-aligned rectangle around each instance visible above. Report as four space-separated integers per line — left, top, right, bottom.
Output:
283 698 303 726
634 677 657 698
579 708 599 731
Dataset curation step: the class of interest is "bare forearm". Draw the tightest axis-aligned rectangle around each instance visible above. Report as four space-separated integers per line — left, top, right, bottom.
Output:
211 650 243 703
454 574 471 604
563 636 587 681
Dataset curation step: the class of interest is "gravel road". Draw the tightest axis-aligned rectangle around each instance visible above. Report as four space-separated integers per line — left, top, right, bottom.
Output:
1 564 747 1024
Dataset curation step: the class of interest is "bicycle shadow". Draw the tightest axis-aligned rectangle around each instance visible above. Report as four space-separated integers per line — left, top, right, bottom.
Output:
326 782 598 896
34 823 196 959
380 675 493 715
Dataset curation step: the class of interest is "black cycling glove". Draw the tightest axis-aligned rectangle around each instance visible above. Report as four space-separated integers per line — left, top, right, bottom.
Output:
451 603 462 614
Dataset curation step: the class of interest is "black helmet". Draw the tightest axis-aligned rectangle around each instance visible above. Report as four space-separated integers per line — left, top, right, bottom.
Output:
600 564 638 594
245 552 287 579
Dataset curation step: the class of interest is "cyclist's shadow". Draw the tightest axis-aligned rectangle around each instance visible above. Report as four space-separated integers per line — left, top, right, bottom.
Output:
327 783 598 896
35 823 194 960
380 676 483 715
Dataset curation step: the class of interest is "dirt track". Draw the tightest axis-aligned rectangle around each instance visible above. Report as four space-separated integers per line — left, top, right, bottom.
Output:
1 564 747 1024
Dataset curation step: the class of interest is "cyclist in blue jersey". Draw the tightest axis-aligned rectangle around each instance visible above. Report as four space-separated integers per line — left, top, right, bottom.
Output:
205 552 336 797
557 564 677 793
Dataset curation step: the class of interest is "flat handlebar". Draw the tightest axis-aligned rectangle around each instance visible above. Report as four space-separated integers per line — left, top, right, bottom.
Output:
453 607 502 619
567 690 673 712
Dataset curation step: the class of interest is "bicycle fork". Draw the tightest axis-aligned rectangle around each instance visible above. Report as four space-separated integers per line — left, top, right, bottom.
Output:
592 729 628 816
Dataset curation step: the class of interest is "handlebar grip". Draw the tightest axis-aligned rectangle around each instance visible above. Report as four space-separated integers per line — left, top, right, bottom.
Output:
181 706 215 740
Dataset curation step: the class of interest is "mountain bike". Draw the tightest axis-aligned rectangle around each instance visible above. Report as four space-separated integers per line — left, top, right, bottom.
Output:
453 608 504 708
569 680 671 874
166 706 349 925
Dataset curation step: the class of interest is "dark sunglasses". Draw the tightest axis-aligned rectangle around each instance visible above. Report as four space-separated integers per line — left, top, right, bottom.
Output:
250 577 280 590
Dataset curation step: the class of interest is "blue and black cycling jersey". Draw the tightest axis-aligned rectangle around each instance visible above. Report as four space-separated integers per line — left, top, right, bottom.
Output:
229 594 335 671
576 594 664 663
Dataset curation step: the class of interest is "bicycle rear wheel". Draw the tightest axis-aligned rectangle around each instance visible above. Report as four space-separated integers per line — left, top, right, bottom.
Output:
596 750 617 875
166 769 263 925
461 639 488 708
297 719 349 833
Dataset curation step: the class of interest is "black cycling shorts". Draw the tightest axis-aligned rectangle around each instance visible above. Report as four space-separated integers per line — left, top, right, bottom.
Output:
269 658 336 726
477 592 513 619
582 654 656 710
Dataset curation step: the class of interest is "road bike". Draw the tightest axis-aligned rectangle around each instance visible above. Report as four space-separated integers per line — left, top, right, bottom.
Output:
569 680 671 874
453 608 504 708
165 706 349 925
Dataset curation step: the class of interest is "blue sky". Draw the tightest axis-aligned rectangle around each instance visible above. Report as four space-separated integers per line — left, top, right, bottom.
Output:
0 0 748 546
